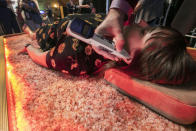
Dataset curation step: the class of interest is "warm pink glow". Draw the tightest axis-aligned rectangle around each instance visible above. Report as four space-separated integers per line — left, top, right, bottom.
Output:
4 39 30 131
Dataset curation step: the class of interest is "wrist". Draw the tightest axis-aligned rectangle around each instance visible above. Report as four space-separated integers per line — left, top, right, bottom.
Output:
109 8 125 20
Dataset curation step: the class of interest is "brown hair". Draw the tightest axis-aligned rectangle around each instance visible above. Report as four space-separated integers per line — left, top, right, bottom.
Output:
130 26 196 85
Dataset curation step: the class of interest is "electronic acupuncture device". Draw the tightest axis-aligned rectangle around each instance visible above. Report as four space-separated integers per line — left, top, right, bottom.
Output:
66 17 131 62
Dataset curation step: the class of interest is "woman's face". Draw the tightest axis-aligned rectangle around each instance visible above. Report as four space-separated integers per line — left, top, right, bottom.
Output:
124 25 158 59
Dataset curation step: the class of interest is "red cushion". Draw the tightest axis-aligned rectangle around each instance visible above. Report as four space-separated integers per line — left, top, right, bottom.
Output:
104 68 196 125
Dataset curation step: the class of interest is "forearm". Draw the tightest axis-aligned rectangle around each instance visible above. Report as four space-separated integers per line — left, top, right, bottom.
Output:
26 45 48 68
108 8 125 23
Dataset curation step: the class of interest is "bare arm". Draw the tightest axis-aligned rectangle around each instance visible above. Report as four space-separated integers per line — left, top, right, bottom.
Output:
26 45 48 68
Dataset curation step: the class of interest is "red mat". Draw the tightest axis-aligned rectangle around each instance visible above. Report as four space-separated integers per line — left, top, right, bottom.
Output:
104 68 196 125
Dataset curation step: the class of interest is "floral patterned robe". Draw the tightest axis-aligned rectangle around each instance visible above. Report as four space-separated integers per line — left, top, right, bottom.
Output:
35 13 108 75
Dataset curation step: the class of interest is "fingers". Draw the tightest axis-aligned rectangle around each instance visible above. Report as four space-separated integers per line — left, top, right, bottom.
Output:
94 24 105 36
123 57 132 64
92 45 133 65
113 33 125 52
95 23 125 52
92 46 119 61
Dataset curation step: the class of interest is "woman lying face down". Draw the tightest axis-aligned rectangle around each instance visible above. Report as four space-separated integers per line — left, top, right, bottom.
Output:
20 14 196 85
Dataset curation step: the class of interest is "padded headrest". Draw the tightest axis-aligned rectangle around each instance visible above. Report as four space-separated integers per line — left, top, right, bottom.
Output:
104 68 196 125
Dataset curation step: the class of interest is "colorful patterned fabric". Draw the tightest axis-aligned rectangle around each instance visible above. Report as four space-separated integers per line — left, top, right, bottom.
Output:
36 13 108 76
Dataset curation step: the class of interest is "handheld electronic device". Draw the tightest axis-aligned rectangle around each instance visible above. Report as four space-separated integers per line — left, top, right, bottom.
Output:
66 17 131 62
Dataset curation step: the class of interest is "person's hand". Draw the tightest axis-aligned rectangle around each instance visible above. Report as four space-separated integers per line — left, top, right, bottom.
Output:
92 46 120 61
95 9 125 52
93 9 128 63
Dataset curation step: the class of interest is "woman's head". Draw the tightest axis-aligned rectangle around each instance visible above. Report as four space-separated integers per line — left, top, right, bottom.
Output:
124 25 196 85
